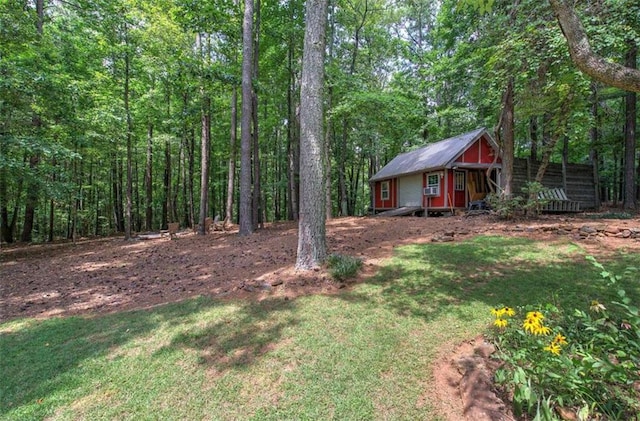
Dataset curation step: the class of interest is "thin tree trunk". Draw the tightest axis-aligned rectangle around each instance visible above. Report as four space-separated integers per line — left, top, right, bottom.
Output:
188 128 196 227
590 84 601 211
529 116 538 161
20 155 40 242
162 137 170 229
623 40 637 209
123 23 133 240
198 96 211 235
145 123 153 230
252 0 262 229
225 87 238 225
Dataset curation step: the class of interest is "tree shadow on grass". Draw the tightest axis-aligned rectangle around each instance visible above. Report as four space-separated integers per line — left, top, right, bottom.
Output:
0 295 298 418
341 236 640 323
159 296 298 372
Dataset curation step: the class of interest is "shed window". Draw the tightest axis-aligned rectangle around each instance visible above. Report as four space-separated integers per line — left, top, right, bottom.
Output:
380 181 390 200
455 171 465 191
426 174 440 195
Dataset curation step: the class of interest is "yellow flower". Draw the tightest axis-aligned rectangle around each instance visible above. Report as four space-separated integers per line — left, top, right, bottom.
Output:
494 318 508 328
504 307 516 317
544 343 562 355
491 307 506 318
526 311 544 321
553 334 568 345
533 324 551 336
523 318 539 334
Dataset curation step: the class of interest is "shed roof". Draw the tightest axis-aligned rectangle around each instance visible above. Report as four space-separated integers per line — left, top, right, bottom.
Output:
369 128 495 182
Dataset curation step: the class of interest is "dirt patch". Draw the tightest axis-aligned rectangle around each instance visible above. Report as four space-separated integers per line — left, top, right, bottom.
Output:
2 213 639 419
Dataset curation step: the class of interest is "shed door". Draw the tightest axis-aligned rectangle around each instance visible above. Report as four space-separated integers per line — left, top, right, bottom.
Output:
398 174 423 207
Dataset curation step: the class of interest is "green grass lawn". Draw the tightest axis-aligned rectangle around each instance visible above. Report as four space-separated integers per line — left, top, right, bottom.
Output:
2 236 638 420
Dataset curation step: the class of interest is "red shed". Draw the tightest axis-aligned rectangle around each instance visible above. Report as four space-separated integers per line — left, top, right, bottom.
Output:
369 128 502 214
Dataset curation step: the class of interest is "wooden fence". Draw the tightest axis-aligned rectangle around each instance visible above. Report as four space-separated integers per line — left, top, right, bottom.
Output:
512 158 598 210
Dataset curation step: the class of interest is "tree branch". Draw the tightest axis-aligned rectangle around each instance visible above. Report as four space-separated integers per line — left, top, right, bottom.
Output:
548 0 640 93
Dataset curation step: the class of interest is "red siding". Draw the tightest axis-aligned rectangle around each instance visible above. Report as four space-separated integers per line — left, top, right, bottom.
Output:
423 172 445 208
455 135 501 164
453 171 466 208
374 178 397 209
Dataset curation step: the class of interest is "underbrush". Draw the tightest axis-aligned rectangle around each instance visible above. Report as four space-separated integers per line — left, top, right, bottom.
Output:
489 258 640 420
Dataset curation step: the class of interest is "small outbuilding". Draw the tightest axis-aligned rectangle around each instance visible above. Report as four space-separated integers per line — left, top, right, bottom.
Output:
369 128 501 215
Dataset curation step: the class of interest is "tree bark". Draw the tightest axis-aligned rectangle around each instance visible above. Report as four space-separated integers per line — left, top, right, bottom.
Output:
239 0 254 236
145 123 153 231
548 0 640 93
225 87 238 226
198 96 211 235
296 0 328 270
623 40 637 209
252 0 262 229
123 20 134 240
20 154 40 242
496 78 514 197
590 84 601 211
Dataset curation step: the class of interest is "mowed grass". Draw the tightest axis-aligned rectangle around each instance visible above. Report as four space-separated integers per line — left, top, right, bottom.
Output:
1 236 638 420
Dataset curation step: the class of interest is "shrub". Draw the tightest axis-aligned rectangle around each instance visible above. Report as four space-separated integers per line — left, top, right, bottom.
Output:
486 182 549 219
325 253 362 282
489 259 640 420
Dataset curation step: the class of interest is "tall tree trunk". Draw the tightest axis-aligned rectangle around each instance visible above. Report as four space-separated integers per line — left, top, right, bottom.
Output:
123 23 134 240
20 155 40 242
338 127 348 215
21 0 45 243
225 87 238 225
162 137 171 229
252 0 262 229
239 0 255 235
296 0 328 270
590 84 601 211
286 43 299 221
198 96 211 235
529 116 538 161
623 40 637 209
145 123 153 230
0 162 21 243
496 78 514 197
187 128 196 227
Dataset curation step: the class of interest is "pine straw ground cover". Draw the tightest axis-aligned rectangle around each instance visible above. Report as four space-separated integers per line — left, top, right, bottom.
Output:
1 218 639 420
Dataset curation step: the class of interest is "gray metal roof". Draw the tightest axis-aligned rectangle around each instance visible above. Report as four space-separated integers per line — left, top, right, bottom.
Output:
369 128 494 182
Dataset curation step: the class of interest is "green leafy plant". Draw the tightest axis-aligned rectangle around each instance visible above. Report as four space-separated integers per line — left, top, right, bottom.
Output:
485 193 525 219
489 258 640 420
521 181 549 217
325 253 363 281
486 182 550 219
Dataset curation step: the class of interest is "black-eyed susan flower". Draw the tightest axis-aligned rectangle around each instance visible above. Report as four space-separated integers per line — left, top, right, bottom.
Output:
543 342 562 355
523 318 538 334
553 333 568 345
494 318 508 328
504 307 515 317
526 311 544 321
491 307 506 318
533 324 551 336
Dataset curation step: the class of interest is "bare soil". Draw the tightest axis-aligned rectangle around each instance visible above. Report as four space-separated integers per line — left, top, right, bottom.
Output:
2 213 639 420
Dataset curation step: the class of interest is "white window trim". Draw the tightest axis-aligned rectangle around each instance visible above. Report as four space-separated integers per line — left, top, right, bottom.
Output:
381 181 390 201
455 171 465 191
427 174 440 196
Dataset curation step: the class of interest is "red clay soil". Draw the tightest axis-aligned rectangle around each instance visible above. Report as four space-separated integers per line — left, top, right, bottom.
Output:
2 214 639 420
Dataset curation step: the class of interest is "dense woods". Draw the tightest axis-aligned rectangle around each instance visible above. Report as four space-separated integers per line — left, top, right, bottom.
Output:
1 0 638 244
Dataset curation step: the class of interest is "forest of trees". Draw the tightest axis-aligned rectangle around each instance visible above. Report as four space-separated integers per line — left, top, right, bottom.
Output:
1 0 638 245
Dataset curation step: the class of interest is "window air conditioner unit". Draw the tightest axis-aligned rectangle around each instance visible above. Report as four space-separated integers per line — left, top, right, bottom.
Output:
424 186 439 196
